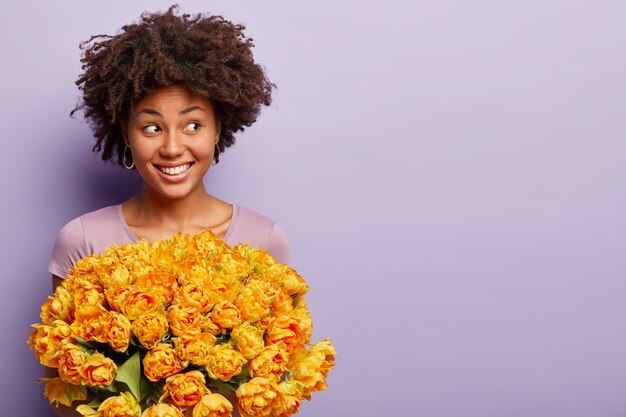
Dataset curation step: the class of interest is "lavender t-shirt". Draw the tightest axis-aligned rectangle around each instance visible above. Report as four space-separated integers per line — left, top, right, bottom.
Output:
48 204 291 279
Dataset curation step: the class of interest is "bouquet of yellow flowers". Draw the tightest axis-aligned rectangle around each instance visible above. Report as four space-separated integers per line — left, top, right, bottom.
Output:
28 230 335 417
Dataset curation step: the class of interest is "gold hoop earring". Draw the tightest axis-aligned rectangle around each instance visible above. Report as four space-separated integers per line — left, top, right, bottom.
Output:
123 143 134 169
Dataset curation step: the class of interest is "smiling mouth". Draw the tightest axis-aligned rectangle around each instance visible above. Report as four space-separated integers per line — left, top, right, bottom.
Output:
155 163 194 175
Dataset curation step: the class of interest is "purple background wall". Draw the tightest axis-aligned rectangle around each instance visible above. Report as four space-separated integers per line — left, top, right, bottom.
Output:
2 1 626 416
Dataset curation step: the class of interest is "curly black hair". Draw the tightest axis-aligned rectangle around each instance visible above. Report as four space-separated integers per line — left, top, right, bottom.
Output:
72 5 274 166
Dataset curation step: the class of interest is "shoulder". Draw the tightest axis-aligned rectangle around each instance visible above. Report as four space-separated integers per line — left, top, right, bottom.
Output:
227 205 291 265
48 205 130 278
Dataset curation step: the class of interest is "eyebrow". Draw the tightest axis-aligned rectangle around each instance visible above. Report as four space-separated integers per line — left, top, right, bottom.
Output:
136 106 207 118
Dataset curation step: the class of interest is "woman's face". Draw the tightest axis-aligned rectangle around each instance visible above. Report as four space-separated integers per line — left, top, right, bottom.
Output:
125 85 220 201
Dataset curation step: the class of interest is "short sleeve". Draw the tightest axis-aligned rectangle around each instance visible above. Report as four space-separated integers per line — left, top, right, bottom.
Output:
48 218 88 279
267 223 291 265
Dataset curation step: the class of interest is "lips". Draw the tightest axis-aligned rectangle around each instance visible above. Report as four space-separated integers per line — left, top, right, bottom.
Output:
155 163 194 176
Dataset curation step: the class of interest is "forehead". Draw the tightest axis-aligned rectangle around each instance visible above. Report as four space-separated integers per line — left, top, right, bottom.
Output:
132 85 213 115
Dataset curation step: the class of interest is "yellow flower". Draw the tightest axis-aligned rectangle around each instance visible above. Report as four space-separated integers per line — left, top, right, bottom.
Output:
213 251 249 282
100 311 132 352
73 286 107 309
233 244 276 274
120 289 162 321
202 315 222 335
210 301 242 330
236 377 280 417
192 393 233 417
206 343 246 381
167 304 205 336
174 333 217 366
272 380 305 417
140 403 185 417
40 286 74 324
104 285 133 312
71 305 108 343
80 352 117 387
265 315 307 354
174 282 215 313
143 344 186 382
308 339 336 377
97 392 141 417
235 280 272 323
289 339 336 397
135 270 178 306
270 291 293 316
207 273 243 303
290 298 313 344
27 320 72 368
40 377 86 407
160 370 208 409
231 322 265 359
99 265 132 291
264 264 308 297
132 311 169 349
248 344 287 382
58 343 89 384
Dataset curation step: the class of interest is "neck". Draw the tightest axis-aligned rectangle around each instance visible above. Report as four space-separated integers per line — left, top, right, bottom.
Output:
131 185 213 228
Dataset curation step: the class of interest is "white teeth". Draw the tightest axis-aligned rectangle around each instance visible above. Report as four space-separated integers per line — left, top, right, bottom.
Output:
159 164 191 175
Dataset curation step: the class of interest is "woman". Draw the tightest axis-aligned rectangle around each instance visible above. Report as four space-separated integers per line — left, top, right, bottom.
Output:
46 6 289 416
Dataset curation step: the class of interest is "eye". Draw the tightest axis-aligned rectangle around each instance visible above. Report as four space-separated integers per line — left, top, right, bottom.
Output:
184 122 201 132
143 124 160 134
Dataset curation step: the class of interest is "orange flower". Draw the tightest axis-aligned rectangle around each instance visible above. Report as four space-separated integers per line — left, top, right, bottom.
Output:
120 289 162 320
57 343 88 384
93 392 141 417
135 270 178 306
210 301 242 330
132 311 169 349
73 286 106 309
270 291 293 316
167 304 205 336
71 305 107 343
248 344 287 382
206 273 243 303
28 320 72 368
101 311 132 352
290 298 313 343
140 403 185 417
235 281 271 323
174 282 215 312
308 339 336 377
40 286 74 324
272 380 305 417
40 377 86 407
236 377 280 417
192 393 233 417
264 264 308 297
104 285 133 312
206 343 246 381
288 339 336 397
233 245 276 274
80 352 117 387
174 333 217 366
143 344 185 382
160 370 208 409
265 315 307 354
99 265 132 291
231 322 265 359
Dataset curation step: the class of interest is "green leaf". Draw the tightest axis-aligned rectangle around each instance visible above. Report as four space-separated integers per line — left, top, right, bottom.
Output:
208 379 237 394
114 350 142 400
86 397 103 409
139 374 151 401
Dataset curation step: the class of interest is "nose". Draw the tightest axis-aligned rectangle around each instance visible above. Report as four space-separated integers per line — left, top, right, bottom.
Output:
160 131 185 158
